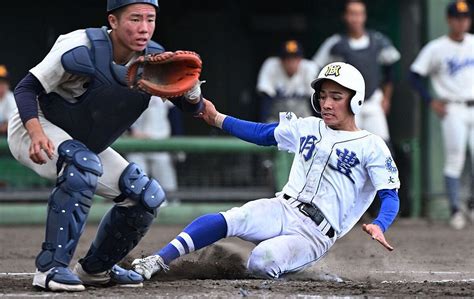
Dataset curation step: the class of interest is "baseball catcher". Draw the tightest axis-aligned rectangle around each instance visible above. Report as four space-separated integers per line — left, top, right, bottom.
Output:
8 0 204 292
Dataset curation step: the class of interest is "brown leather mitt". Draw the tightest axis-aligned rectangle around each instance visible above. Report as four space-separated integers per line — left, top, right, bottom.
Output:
127 50 202 98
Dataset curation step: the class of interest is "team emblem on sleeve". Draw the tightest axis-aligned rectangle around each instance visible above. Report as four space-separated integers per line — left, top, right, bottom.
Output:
385 157 398 173
329 148 360 183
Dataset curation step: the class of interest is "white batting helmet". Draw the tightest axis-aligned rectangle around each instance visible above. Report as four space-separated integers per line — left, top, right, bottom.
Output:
310 62 365 115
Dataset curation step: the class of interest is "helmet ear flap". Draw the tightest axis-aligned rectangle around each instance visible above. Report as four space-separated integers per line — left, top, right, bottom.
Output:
311 92 321 114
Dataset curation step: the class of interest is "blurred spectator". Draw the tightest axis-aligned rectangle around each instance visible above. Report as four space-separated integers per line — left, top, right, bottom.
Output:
127 96 181 202
312 0 400 147
0 65 16 136
409 0 474 229
257 40 318 122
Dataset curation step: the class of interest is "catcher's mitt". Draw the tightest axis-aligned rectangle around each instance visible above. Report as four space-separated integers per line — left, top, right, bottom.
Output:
127 50 202 98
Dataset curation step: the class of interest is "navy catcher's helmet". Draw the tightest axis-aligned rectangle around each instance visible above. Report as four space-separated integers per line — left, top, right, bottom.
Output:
107 0 159 12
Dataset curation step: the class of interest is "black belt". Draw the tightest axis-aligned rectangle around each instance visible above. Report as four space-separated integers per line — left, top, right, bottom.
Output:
445 100 474 106
283 194 335 238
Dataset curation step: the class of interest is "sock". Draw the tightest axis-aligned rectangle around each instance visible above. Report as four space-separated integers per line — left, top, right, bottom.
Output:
156 213 228 265
445 176 460 215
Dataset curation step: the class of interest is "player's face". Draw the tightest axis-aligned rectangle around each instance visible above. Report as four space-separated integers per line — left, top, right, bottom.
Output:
319 80 355 130
110 4 156 52
281 57 302 76
344 2 366 32
447 16 472 35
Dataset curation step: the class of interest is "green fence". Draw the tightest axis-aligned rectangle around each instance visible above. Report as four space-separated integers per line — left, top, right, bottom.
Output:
0 136 424 224
0 136 294 224
0 136 292 192
0 136 293 201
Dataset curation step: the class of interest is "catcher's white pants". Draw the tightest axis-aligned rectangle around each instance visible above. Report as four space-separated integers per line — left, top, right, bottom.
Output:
7 108 128 199
221 195 336 278
441 103 474 178
355 89 390 141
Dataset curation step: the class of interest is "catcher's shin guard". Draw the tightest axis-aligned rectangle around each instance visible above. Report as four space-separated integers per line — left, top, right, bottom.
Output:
80 163 165 273
35 140 103 272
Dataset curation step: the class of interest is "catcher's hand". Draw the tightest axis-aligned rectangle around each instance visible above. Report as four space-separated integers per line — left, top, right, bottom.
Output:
362 223 394 251
127 50 202 98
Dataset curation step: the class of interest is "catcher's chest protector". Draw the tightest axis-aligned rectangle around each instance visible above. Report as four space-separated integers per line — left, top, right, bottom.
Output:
39 27 165 153
63 26 164 91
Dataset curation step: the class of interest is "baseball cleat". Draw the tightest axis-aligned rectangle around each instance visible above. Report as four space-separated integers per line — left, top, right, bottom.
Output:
449 211 466 230
132 255 169 280
110 264 144 287
73 262 143 287
33 267 85 292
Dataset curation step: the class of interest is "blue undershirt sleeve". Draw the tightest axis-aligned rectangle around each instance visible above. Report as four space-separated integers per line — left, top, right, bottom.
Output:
372 189 400 232
222 116 278 146
382 64 394 84
14 72 45 125
409 71 432 104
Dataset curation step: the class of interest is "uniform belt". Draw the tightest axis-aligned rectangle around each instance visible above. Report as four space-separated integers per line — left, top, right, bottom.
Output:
283 194 335 238
444 100 474 106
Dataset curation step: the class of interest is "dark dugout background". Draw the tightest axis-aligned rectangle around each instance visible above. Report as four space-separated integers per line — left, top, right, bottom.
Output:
0 0 413 137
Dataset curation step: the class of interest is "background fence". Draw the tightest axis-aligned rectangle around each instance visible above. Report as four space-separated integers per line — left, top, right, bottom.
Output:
0 137 296 224
0 136 424 224
0 136 295 196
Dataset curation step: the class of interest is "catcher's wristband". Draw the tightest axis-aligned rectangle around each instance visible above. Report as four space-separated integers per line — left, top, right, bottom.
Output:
214 113 227 129
185 80 206 104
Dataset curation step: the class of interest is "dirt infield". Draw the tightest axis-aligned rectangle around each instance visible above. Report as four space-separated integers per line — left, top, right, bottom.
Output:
1 219 473 298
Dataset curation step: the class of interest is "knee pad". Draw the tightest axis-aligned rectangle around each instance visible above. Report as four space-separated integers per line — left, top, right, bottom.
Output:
117 162 166 210
79 163 165 273
36 140 103 272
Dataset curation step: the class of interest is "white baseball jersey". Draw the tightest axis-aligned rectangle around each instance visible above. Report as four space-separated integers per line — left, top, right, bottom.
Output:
127 97 178 191
0 90 16 124
8 29 142 199
411 33 474 178
30 29 139 102
274 112 400 237
410 33 474 102
257 57 317 98
131 97 173 139
257 57 317 120
221 112 399 278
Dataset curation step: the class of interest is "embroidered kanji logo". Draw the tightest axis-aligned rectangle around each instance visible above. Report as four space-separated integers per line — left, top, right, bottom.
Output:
299 135 318 161
329 148 360 183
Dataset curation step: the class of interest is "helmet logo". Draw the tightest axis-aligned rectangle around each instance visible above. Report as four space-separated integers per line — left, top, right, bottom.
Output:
325 65 341 77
